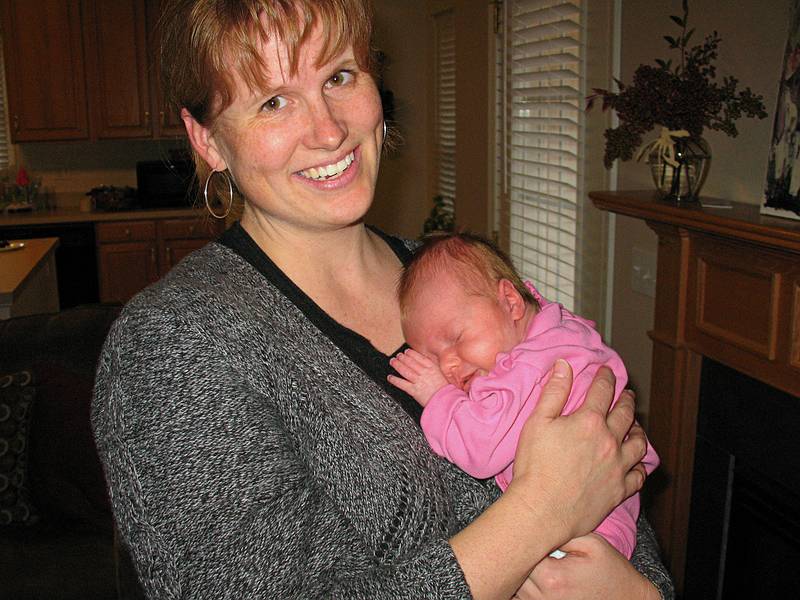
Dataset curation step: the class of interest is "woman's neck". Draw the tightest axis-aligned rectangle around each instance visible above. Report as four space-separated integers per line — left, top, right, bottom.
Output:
240 209 374 282
239 208 406 354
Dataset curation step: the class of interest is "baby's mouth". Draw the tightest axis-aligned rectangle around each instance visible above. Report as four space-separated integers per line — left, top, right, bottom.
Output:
461 371 478 392
298 150 355 181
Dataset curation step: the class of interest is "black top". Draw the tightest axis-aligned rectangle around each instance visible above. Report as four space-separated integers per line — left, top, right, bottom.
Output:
218 222 422 423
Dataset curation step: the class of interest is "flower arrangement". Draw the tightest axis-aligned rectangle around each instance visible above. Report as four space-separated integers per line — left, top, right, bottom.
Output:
1 166 42 211
587 0 768 170
422 195 455 235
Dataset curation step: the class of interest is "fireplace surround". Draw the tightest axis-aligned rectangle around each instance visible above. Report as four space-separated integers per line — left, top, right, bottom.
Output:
590 190 800 596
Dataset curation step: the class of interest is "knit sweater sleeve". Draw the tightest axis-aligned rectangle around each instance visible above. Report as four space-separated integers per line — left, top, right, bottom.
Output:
92 303 475 599
631 514 676 600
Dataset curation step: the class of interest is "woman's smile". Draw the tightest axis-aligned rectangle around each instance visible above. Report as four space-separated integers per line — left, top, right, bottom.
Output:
294 146 362 192
298 148 356 181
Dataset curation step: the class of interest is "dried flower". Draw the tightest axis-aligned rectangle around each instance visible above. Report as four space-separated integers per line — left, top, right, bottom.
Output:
15 167 29 186
586 0 768 168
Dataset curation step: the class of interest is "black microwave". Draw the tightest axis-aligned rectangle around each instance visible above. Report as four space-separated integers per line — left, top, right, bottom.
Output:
136 159 197 209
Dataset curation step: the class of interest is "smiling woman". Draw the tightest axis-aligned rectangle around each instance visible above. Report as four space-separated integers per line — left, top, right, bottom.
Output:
91 2 673 599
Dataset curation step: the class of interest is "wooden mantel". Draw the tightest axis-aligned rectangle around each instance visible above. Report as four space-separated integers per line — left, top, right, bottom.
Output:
590 190 800 594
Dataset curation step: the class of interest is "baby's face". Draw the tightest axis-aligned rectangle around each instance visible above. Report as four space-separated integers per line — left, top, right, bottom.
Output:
403 272 524 391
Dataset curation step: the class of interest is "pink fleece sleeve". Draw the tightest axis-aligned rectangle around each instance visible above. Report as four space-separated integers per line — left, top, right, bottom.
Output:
420 364 546 480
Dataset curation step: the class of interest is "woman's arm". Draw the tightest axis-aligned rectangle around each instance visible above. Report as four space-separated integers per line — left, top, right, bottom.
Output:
450 360 649 600
92 304 481 598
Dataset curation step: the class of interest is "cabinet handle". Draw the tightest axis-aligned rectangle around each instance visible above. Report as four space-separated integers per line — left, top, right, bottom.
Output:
124 227 131 238
150 247 157 265
188 224 195 234
144 111 151 126
160 111 165 126
13 114 18 132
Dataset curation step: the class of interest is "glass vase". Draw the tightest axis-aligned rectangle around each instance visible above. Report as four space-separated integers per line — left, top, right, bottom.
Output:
647 137 711 203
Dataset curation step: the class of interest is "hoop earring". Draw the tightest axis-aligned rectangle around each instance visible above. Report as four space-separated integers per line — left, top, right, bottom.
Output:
381 120 388 151
204 170 233 220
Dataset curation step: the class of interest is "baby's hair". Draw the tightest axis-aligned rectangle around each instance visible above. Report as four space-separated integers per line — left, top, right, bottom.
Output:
398 232 536 317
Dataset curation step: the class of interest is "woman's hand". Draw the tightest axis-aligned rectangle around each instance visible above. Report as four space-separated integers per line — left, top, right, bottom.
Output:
506 359 648 542
512 534 659 600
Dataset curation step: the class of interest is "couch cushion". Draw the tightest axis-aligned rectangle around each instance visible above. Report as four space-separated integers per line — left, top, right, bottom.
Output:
0 305 121 530
0 370 38 526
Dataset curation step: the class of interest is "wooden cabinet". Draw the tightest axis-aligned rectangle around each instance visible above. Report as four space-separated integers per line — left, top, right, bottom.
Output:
145 0 184 137
1 0 90 141
1 0 183 142
96 216 221 304
84 0 152 139
96 220 159 303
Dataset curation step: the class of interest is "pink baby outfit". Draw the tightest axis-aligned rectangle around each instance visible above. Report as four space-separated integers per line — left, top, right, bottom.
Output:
420 283 659 559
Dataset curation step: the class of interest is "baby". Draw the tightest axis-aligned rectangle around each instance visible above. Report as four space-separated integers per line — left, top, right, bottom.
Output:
388 232 659 559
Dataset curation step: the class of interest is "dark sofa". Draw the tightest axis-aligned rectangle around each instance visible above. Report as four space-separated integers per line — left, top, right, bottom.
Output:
0 305 143 600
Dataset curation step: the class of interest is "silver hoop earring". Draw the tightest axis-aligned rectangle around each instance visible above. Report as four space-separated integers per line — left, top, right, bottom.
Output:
382 120 388 151
204 170 234 220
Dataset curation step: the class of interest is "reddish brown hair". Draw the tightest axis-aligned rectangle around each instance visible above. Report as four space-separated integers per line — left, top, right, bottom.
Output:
159 0 375 126
398 233 536 317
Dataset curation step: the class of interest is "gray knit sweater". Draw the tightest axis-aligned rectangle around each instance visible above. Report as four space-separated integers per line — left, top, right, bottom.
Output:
92 227 674 599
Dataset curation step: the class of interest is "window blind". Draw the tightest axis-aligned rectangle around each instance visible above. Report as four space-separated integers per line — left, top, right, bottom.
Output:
498 0 584 310
0 38 11 170
434 9 456 218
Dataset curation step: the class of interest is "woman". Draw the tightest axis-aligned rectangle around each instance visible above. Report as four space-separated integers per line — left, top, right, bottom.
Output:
92 1 673 598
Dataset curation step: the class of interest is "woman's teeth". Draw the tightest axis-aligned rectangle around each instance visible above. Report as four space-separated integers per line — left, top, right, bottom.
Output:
300 151 354 181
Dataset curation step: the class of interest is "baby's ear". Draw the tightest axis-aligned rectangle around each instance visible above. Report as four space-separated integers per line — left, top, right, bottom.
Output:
497 279 527 320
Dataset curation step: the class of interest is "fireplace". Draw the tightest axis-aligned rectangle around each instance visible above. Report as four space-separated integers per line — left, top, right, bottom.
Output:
685 358 800 598
590 190 800 595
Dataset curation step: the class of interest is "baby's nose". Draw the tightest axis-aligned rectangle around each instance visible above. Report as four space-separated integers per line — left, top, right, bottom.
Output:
440 354 463 386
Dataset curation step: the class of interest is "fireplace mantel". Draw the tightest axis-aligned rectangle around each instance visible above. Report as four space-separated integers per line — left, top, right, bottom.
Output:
590 190 800 594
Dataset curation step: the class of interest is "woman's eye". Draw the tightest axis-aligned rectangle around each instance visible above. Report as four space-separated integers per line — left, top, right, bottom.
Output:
326 70 354 88
261 96 287 112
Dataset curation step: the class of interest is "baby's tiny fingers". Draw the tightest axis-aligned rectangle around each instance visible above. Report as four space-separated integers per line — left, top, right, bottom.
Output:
387 374 414 395
390 356 420 380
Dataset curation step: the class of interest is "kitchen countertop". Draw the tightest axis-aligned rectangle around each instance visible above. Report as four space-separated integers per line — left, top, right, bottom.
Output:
0 237 59 306
0 205 208 227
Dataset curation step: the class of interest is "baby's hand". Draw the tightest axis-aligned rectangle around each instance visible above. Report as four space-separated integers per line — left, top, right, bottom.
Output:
388 349 448 407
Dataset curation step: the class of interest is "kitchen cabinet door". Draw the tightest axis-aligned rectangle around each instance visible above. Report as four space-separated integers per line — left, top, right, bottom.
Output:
1 0 89 141
146 0 184 137
159 216 222 274
97 241 159 304
84 0 152 138
96 220 158 303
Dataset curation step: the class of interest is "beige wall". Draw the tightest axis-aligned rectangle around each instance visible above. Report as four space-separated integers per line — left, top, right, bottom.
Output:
611 0 791 415
366 0 432 238
16 139 183 199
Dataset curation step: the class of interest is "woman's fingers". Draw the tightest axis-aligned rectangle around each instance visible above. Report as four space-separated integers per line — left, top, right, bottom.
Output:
620 421 648 471
574 365 616 419
606 389 636 442
532 359 574 421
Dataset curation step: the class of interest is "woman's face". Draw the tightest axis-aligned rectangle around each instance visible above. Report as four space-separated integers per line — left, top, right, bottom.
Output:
196 24 383 235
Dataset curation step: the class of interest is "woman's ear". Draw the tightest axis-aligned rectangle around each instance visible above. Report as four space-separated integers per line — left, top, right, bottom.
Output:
497 279 527 321
182 108 227 172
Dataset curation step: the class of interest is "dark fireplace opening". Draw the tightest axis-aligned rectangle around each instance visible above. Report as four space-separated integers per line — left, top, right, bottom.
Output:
683 358 800 599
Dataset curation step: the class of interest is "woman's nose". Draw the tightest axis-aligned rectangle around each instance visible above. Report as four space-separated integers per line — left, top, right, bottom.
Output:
306 97 347 150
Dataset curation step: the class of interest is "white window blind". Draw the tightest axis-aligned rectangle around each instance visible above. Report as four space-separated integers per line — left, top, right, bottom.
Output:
434 9 456 217
498 0 584 310
0 38 11 170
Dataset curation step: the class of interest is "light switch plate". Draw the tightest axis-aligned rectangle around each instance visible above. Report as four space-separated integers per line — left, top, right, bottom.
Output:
631 246 657 297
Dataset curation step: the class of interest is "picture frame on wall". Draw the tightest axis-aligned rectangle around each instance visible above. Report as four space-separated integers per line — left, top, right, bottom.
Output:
763 0 800 220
